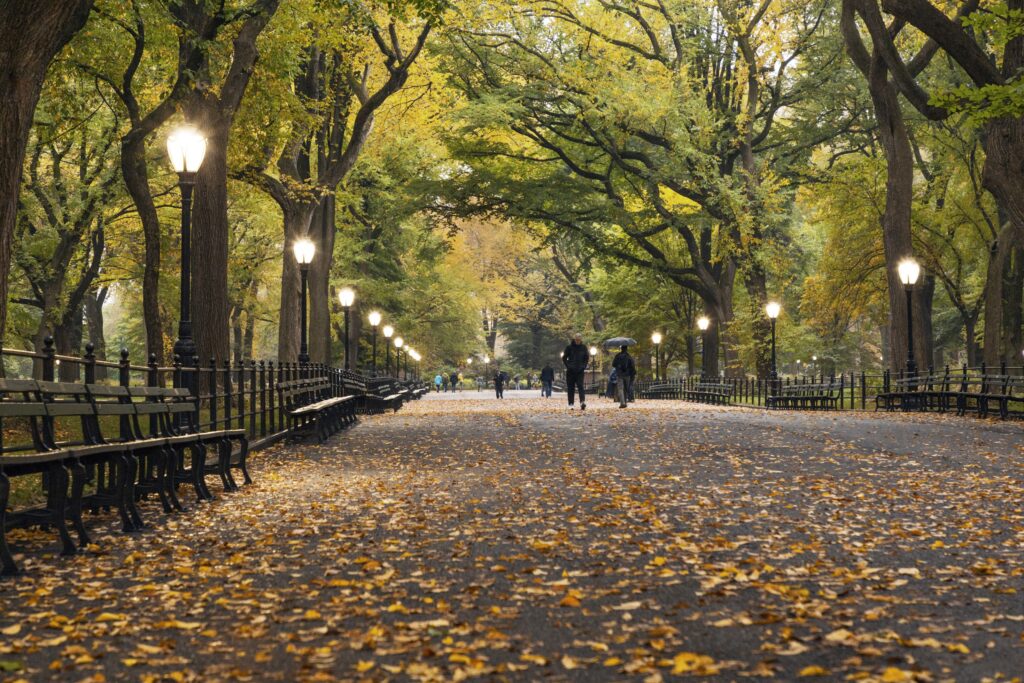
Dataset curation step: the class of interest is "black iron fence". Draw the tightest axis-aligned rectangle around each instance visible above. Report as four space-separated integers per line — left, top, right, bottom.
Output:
635 364 1024 410
0 337 409 453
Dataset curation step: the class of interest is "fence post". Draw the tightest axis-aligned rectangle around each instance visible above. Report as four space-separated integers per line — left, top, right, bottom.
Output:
209 358 218 432
236 360 245 431
259 360 267 438
268 361 276 434
119 349 131 440
249 360 257 438
41 336 55 381
224 359 233 429
83 343 96 385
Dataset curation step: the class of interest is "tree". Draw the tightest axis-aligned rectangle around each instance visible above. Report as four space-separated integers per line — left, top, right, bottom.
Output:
0 0 92 347
240 4 433 363
847 0 1024 364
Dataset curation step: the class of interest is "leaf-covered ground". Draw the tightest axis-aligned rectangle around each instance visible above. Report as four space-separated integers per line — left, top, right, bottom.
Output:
2 393 1023 682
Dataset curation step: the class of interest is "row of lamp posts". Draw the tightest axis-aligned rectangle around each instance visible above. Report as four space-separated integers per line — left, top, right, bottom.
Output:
167 124 421 382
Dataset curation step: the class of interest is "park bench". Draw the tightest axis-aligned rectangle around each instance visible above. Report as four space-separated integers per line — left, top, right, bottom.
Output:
953 372 1006 418
767 380 841 411
278 377 356 442
138 386 251 498
0 378 246 575
344 373 404 414
644 382 682 400
875 371 953 412
683 382 732 405
993 376 1024 419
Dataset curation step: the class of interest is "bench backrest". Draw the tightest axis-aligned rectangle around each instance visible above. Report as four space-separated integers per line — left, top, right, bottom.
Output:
0 379 48 454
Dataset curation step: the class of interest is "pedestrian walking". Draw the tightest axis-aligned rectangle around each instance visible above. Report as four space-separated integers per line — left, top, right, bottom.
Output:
607 367 618 399
493 368 505 399
434 373 442 392
562 333 589 410
612 345 637 408
540 363 554 398
450 371 459 392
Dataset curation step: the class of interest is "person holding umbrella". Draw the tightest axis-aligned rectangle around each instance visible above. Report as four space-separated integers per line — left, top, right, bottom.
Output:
562 333 590 410
612 345 637 408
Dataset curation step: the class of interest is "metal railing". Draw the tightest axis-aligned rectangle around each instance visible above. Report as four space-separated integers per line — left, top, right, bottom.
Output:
634 363 1024 410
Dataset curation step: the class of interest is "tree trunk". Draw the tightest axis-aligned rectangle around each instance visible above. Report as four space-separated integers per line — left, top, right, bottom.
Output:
0 0 92 346
1005 245 1023 363
982 226 1014 365
121 138 166 364
309 195 336 364
186 100 232 369
85 287 108 379
917 275 936 371
53 305 84 382
867 59 919 374
742 265 771 377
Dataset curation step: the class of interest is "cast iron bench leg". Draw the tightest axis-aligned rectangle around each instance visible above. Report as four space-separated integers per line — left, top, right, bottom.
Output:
218 439 238 492
69 460 91 548
123 455 145 531
162 446 184 512
51 465 77 557
0 472 18 575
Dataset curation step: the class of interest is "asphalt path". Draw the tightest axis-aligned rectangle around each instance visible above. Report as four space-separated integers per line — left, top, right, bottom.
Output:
1 396 1022 682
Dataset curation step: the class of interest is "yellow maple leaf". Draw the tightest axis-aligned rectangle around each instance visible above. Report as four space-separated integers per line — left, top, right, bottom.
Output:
356 661 375 672
672 652 718 674
798 665 829 677
880 668 914 682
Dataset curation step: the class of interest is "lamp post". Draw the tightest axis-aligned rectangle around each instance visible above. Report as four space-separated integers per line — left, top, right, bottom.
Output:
897 258 921 382
292 238 316 364
338 287 355 370
589 345 598 388
368 310 382 375
765 301 781 393
394 337 404 380
697 316 710 380
651 332 663 381
383 325 394 375
166 126 206 393
403 347 411 380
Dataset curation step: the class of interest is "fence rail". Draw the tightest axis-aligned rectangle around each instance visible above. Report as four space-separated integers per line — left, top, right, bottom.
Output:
635 363 1024 410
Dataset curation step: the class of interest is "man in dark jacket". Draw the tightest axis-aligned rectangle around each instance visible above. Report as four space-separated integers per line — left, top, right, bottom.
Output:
562 333 589 410
493 368 505 399
612 345 637 408
540 364 555 398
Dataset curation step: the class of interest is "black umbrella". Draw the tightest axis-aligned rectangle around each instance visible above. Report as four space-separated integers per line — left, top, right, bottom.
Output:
602 337 637 350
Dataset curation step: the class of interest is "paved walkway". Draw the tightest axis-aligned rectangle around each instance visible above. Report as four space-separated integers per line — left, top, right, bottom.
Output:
1 397 1022 681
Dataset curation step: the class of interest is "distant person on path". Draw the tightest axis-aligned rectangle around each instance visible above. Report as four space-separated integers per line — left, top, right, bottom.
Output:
607 367 618 399
450 371 459 392
612 345 637 408
493 368 505 399
540 364 554 398
562 333 589 410
434 373 442 392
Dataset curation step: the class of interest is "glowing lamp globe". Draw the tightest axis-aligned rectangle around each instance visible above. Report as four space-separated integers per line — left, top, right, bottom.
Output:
897 258 921 286
338 287 355 308
292 238 315 266
166 126 206 174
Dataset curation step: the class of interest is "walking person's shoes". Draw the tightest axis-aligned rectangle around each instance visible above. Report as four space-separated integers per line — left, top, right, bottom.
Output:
581 403 587 411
